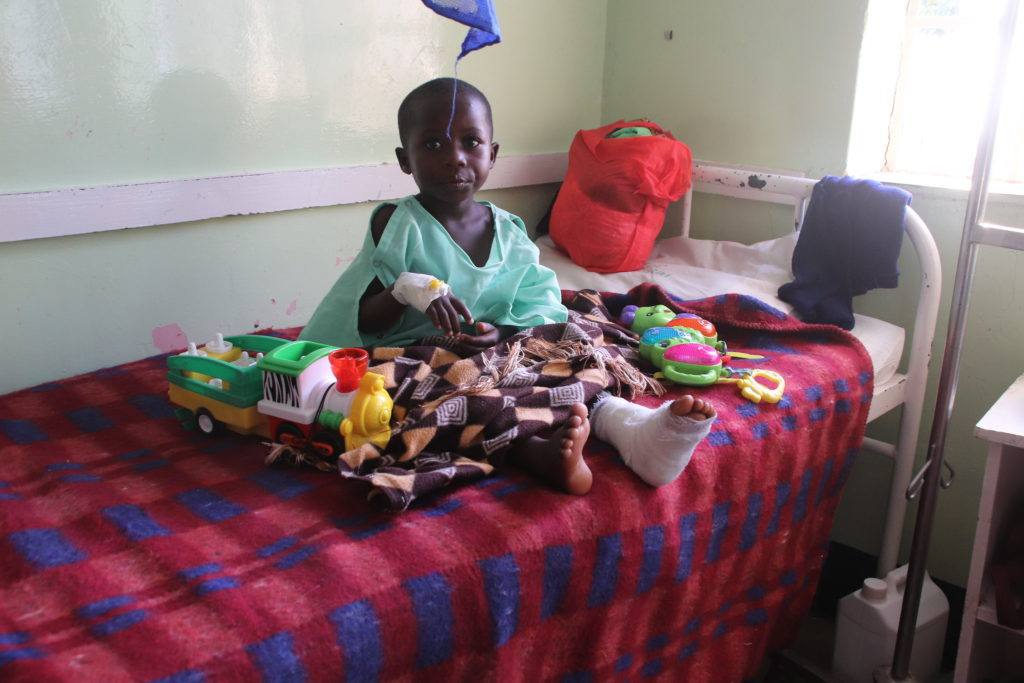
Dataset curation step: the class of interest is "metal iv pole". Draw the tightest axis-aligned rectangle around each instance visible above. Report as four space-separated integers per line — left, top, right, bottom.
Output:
886 1 1021 680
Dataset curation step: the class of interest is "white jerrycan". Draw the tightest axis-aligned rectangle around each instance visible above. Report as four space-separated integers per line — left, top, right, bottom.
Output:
832 564 949 682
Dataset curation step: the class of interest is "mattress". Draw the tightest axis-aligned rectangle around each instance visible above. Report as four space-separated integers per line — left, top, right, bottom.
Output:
536 233 905 386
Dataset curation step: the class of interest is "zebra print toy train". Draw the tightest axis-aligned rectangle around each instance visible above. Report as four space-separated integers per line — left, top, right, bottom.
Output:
167 334 392 458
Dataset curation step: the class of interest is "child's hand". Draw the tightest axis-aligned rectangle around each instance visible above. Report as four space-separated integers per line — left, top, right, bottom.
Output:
453 322 500 355
426 294 474 335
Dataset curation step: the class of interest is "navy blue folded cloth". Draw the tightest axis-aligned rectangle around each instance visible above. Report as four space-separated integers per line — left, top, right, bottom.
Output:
778 176 911 330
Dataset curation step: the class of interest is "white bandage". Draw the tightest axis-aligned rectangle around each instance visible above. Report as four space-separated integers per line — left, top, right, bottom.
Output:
591 396 714 487
391 272 451 313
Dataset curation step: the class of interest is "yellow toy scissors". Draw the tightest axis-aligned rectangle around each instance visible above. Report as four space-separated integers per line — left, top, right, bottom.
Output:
718 368 786 404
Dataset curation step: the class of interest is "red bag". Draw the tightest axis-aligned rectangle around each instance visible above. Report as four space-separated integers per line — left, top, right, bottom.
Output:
550 120 692 273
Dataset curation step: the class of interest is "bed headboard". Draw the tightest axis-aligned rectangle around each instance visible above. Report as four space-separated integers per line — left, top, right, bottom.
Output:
679 162 815 237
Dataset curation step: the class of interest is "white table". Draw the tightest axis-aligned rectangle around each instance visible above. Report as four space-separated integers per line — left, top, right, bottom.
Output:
956 374 1024 682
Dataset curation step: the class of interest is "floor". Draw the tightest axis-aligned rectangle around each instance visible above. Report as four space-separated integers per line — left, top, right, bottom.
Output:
761 544 965 683
761 611 955 683
760 612 836 683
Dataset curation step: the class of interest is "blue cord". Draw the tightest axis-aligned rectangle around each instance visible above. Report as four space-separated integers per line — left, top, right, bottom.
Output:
446 58 460 140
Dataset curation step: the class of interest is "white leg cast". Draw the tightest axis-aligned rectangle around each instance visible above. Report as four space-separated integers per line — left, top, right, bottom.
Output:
591 396 714 487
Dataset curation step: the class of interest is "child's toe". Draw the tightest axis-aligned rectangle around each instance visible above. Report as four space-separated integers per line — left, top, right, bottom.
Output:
669 395 696 417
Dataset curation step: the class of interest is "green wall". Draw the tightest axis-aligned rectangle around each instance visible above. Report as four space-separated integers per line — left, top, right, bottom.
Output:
0 0 604 392
0 1 603 190
603 0 1024 586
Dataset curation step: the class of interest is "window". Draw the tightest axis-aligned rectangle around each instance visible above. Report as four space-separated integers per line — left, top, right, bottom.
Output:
848 0 1024 189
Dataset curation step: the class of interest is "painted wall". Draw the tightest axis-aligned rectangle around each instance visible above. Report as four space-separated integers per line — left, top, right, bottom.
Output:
0 0 606 392
603 0 1024 586
0 1 601 191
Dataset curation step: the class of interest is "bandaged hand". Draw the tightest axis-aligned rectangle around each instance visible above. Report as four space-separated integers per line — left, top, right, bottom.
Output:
391 272 473 335
391 272 451 311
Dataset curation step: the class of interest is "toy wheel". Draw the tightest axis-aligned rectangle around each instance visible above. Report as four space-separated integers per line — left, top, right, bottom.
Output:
174 407 197 430
195 409 219 436
315 432 345 461
275 422 305 447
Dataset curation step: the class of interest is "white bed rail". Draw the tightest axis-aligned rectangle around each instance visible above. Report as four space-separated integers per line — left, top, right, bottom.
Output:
683 162 942 576
682 164 814 237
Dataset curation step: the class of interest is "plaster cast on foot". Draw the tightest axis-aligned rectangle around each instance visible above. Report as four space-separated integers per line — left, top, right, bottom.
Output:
591 396 714 487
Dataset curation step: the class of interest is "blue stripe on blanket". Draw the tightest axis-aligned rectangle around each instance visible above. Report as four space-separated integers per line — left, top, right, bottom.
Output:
542 545 573 619
404 573 454 669
636 525 665 594
9 528 86 568
246 632 306 682
765 482 792 537
330 599 383 683
480 554 520 647
78 595 134 619
0 419 47 444
740 493 763 551
176 489 245 523
676 513 698 582
793 470 813 523
0 647 46 667
588 534 623 607
103 504 171 541
151 670 206 683
706 502 731 564
91 610 149 637
248 470 312 500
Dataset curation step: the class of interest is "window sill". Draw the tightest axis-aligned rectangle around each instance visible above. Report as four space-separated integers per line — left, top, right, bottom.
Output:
862 171 1024 206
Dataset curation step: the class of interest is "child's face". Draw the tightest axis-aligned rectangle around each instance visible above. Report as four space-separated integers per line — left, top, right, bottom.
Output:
396 92 498 206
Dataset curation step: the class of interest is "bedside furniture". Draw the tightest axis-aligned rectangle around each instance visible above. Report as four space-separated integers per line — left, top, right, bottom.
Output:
956 374 1024 682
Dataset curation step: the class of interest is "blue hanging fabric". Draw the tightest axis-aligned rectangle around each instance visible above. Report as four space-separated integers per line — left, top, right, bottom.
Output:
420 0 502 59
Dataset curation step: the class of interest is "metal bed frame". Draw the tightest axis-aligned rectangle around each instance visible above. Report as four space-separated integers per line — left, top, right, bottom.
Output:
676 163 942 578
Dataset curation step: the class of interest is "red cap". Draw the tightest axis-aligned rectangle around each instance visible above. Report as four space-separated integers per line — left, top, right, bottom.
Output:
329 348 369 393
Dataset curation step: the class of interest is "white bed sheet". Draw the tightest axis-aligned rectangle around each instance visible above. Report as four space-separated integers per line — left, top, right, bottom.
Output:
536 233 905 386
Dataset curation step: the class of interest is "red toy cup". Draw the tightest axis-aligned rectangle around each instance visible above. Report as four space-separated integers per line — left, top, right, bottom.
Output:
329 348 369 393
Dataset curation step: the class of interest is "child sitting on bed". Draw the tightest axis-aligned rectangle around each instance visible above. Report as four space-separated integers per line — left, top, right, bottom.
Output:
301 78 715 496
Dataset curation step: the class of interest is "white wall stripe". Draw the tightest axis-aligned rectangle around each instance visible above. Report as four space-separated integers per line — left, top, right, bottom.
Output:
0 153 569 244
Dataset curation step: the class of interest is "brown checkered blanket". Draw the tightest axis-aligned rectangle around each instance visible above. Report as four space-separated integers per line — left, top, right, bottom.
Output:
331 290 653 510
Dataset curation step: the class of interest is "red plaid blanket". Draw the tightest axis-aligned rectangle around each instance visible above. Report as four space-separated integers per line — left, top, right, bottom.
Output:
0 286 872 682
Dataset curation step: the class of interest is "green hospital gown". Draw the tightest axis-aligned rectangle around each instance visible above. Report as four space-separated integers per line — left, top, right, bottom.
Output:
300 196 568 348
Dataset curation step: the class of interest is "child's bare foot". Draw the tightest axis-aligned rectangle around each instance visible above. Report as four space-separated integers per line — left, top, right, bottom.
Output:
668 395 717 421
508 403 593 496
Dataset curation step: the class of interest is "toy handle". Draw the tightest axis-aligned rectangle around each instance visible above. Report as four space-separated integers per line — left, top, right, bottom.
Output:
734 370 785 404
662 364 721 386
